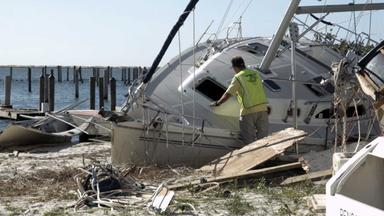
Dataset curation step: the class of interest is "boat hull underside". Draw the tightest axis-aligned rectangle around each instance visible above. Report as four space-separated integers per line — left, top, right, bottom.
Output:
112 122 242 167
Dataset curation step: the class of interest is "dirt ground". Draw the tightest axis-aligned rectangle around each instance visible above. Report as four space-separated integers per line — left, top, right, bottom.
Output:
0 140 326 216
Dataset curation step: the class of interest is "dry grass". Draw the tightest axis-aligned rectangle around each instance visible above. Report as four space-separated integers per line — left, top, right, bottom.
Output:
0 166 78 201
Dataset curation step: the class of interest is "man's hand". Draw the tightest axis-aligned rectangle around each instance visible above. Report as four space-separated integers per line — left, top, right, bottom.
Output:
210 101 218 107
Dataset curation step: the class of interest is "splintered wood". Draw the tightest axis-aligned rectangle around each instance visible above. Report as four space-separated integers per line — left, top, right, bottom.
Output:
280 169 332 186
168 161 304 190
199 128 307 176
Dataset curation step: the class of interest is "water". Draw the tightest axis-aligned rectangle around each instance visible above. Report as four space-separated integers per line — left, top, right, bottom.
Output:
0 66 143 130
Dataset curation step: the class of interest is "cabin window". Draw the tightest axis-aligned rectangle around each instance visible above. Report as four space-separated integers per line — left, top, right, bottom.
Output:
365 51 384 87
195 78 226 101
263 79 281 92
304 76 334 97
315 105 366 119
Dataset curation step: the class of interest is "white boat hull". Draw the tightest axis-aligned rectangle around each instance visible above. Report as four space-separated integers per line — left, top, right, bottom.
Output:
326 137 384 215
112 121 242 167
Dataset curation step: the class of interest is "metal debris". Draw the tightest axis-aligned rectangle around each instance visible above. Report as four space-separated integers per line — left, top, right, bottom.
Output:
147 182 175 213
73 164 146 211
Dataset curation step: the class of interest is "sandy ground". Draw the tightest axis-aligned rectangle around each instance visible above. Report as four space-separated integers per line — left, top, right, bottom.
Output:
0 140 328 216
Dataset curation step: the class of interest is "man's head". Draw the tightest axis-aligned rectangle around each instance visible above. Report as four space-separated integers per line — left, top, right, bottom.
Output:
231 56 246 73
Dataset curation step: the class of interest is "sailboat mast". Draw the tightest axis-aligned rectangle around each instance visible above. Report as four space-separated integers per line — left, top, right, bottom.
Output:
260 0 300 72
143 0 199 84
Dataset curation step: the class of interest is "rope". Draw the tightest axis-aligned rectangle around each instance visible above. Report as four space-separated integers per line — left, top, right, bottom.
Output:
353 0 358 44
215 0 234 39
178 30 185 147
353 98 362 153
368 0 373 45
192 8 196 147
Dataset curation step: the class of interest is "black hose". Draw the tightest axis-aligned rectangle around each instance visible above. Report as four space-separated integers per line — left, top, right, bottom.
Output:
143 0 200 84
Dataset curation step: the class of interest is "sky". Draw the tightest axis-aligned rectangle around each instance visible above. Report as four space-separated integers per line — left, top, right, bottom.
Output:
0 0 383 67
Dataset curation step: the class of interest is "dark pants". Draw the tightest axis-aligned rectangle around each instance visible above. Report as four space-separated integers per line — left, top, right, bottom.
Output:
239 110 269 144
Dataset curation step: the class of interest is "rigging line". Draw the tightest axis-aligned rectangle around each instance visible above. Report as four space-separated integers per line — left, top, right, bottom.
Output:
192 8 196 147
215 0 234 39
222 0 254 40
239 0 254 17
368 0 373 45
353 0 358 44
315 0 328 34
227 0 254 25
226 0 247 25
178 30 185 147
304 14 309 26
196 20 214 46
345 8 353 41
310 12 371 37
353 98 362 153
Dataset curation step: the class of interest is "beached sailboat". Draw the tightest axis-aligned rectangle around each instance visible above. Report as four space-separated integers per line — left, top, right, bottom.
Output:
112 0 384 167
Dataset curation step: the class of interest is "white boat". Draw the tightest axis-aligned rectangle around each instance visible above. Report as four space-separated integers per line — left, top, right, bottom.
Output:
326 137 384 216
326 37 384 216
112 0 384 166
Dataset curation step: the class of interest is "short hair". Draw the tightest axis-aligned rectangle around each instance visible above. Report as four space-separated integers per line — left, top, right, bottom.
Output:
231 56 246 68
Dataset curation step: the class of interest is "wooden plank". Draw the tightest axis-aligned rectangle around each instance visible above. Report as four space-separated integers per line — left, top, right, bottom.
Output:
280 169 332 186
169 161 304 190
307 194 326 212
151 187 175 213
200 128 306 176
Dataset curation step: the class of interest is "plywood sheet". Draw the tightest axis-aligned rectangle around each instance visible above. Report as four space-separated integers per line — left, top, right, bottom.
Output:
199 128 306 176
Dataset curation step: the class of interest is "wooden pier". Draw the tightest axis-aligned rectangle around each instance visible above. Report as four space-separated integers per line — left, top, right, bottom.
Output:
0 65 149 114
0 107 44 120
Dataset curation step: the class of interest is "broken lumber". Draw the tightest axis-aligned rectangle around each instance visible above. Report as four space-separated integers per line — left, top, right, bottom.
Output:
169 161 304 190
199 128 307 176
280 169 332 186
307 194 326 212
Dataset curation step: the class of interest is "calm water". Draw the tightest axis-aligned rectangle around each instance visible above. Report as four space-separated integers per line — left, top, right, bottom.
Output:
0 66 144 130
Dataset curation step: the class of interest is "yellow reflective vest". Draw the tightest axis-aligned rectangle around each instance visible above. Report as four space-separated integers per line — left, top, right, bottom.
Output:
234 69 267 109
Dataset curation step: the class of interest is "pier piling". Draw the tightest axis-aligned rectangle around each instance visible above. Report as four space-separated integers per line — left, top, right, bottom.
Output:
39 72 44 111
75 67 79 98
103 69 108 100
44 73 49 103
28 67 32 93
110 77 116 111
79 67 83 83
73 66 76 82
99 77 104 109
127 67 131 85
4 76 12 107
90 77 96 110
58 66 62 82
48 70 55 111
96 68 100 86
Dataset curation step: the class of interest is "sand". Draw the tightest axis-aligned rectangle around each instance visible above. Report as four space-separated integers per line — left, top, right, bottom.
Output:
0 139 327 215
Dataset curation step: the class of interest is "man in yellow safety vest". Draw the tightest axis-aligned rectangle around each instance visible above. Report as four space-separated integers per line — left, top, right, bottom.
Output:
210 56 269 143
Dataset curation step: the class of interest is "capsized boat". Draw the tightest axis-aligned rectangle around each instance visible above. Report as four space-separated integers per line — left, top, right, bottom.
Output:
0 121 90 149
112 0 384 167
0 100 110 149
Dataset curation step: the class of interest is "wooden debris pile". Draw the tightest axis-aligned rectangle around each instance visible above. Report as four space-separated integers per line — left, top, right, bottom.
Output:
71 128 334 214
170 128 314 190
